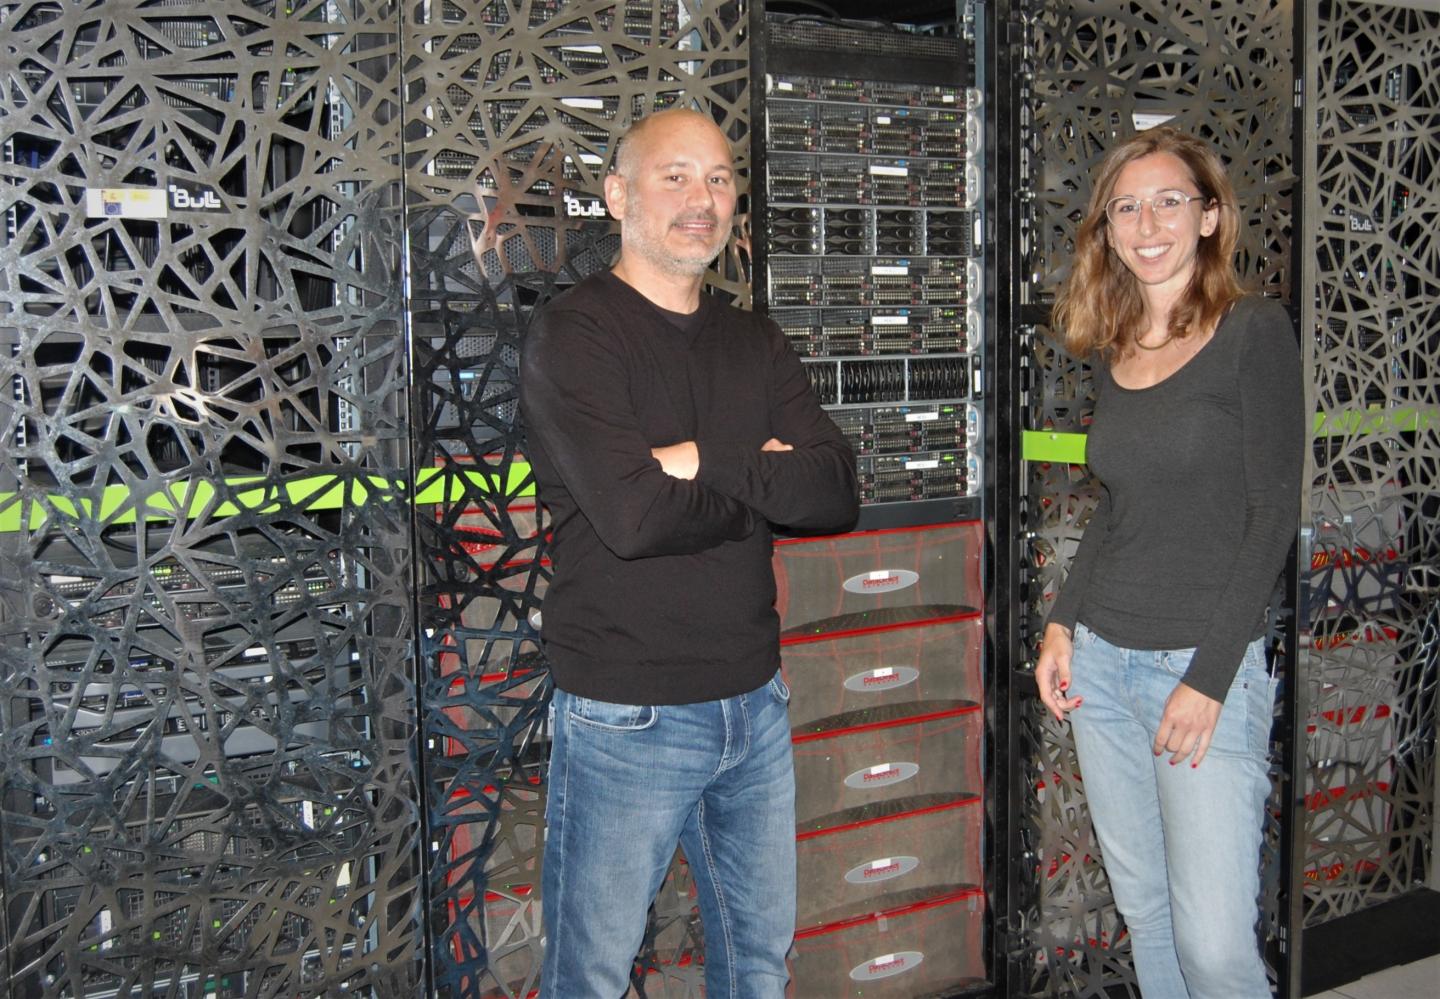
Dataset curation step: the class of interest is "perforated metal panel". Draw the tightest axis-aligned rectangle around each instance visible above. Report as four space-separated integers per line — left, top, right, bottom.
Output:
1017 1 1295 994
1301 0 1438 930
0 3 420 998
403 2 750 995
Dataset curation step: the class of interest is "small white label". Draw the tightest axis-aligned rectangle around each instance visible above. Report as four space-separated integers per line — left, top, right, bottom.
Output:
871 265 909 276
904 459 940 471
871 315 910 326
904 411 939 423
843 761 920 789
869 164 909 177
842 568 920 594
776 80 794 91
852 951 925 981
875 115 892 124
844 855 920 885
844 665 921 693
85 188 167 220
560 44 603 53
1133 111 1176 131
942 93 956 102
561 97 606 110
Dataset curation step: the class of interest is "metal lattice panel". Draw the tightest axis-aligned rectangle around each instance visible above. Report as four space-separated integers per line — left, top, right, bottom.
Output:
402 2 749 994
0 2 420 997
1021 2 1295 994
1303 0 1439 928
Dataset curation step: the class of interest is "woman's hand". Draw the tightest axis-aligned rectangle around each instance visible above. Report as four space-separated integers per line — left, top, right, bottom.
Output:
1035 622 1083 722
1154 683 1223 767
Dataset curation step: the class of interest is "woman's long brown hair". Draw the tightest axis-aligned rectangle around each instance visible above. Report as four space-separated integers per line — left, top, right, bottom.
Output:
1052 127 1245 360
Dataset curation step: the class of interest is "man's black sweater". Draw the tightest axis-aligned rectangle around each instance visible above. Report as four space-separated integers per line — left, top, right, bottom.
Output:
520 272 859 705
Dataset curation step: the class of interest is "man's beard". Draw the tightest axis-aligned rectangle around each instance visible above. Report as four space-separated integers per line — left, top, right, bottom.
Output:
624 193 728 277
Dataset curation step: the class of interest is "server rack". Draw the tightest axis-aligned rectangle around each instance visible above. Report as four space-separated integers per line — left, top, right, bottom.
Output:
405 2 753 995
750 5 1002 994
0 3 419 996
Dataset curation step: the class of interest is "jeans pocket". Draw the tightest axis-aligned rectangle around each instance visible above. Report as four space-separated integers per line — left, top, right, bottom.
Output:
767 671 791 705
569 696 659 732
1158 645 1196 679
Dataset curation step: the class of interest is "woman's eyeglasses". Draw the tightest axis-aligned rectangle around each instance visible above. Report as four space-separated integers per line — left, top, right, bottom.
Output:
1105 191 1209 227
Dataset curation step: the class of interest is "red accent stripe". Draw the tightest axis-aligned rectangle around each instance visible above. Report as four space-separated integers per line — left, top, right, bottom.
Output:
1305 703 1393 733
792 703 981 744
447 668 540 690
794 886 983 939
465 556 551 572
1306 781 1390 810
773 519 980 546
795 795 980 842
1310 625 1401 650
780 609 982 647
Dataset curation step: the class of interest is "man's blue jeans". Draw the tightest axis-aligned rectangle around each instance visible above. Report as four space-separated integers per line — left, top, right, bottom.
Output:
1068 624 1276 999
541 674 796 998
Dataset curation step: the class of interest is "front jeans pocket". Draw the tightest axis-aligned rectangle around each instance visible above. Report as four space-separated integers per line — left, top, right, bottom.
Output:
767 672 791 705
568 695 660 732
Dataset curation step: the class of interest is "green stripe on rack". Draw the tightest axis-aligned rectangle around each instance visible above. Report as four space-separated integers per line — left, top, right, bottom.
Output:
1023 406 1439 467
1022 430 1088 464
0 465 535 533
1313 406 1439 436
3 404 1434 531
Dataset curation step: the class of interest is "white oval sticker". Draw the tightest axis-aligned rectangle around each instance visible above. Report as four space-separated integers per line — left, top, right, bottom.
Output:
844 855 920 885
842 569 919 595
843 761 919 790
851 950 924 982
843 666 920 693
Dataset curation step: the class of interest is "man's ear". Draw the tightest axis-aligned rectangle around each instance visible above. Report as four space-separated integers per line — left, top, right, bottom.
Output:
603 174 627 221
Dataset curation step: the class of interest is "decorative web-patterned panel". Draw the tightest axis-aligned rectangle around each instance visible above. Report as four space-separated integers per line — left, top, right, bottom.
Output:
1019 2 1294 994
1303 0 1438 928
0 3 421 997
400 2 749 994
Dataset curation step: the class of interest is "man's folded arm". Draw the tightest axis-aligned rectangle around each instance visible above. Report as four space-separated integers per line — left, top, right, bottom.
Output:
695 322 859 532
521 312 756 559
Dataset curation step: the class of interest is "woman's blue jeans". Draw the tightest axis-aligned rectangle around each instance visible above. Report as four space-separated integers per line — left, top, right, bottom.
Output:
1068 624 1276 999
541 674 796 998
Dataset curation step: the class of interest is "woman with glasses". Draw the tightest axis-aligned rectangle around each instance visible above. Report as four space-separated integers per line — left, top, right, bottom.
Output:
1036 127 1303 998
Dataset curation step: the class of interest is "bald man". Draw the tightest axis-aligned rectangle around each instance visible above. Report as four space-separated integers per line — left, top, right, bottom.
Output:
520 108 858 995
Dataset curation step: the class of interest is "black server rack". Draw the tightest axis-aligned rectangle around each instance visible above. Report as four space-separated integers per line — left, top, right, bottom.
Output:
0 3 419 996
406 2 753 996
751 5 998 994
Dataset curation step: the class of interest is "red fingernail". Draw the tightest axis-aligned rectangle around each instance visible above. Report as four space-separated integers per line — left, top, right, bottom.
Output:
1059 681 1068 691
1169 760 1177 766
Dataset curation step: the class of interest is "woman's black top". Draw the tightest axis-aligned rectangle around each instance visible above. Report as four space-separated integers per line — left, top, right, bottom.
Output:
1047 295 1304 701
